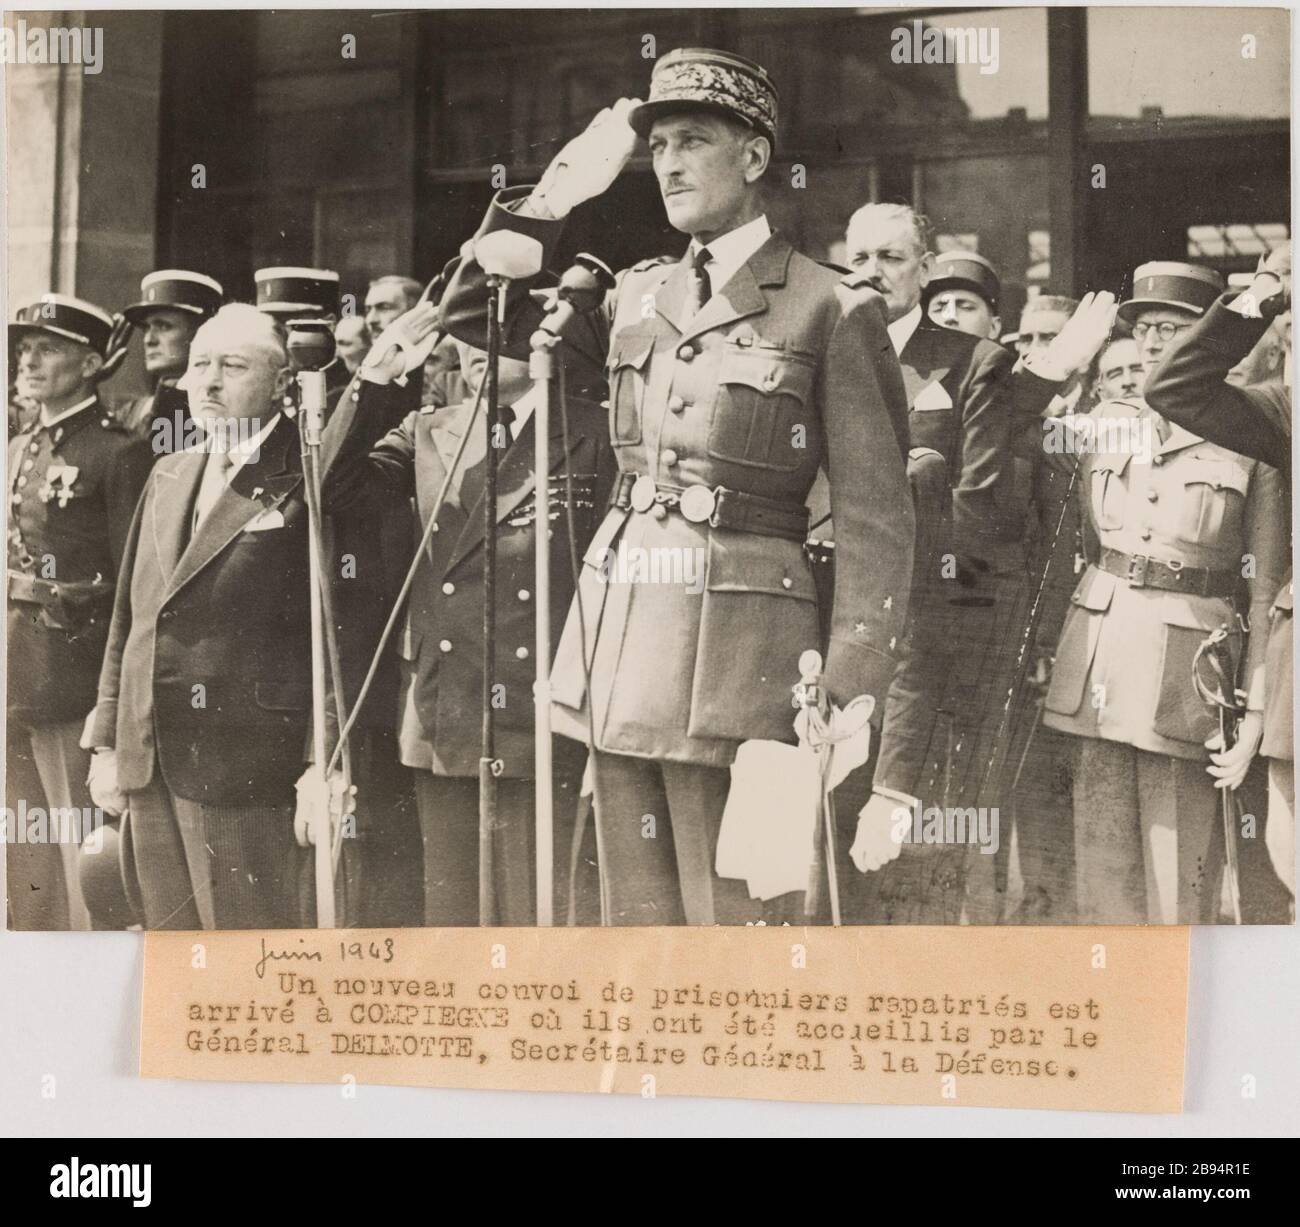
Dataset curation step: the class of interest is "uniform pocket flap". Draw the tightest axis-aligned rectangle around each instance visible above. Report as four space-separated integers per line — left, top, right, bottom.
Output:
1180 455 1250 494
1069 565 1117 612
718 352 814 402
608 330 655 372
1092 450 1134 477
705 530 816 601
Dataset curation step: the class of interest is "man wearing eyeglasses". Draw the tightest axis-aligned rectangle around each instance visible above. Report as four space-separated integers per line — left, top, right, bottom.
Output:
1040 261 1288 924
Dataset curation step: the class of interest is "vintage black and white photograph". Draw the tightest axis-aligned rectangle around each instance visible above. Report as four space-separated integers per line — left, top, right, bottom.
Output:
4 4 1293 932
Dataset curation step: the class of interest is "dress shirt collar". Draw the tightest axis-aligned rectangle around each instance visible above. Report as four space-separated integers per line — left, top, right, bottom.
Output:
887 304 923 356
687 214 772 294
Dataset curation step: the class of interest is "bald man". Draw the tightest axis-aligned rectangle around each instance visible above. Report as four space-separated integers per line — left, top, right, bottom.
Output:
89 304 315 929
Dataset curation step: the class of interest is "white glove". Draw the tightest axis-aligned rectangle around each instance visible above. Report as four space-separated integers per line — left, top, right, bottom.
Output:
1205 710 1265 792
530 97 642 219
293 765 351 849
361 300 442 385
850 791 913 874
1039 290 1118 380
87 750 127 817
793 695 875 791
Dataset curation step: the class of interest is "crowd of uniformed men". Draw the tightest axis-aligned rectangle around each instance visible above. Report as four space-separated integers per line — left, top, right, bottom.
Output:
6 48 1293 931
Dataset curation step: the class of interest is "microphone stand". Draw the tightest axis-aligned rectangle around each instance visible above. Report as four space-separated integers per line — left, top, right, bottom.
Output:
296 371 349 928
526 254 614 926
472 229 545 925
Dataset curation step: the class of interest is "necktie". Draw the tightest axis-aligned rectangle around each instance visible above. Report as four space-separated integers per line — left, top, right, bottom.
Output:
192 449 233 535
686 245 713 319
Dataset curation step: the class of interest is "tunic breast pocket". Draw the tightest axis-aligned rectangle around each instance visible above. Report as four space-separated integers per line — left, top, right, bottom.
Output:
607 331 655 448
1087 456 1131 531
708 351 814 472
1173 457 1249 545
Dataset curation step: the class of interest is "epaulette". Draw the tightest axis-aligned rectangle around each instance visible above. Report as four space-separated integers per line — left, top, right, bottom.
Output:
630 255 677 273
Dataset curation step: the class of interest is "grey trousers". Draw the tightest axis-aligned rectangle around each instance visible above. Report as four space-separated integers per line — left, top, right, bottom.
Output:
5 719 92 930
589 751 760 927
1071 738 1219 924
125 775 296 929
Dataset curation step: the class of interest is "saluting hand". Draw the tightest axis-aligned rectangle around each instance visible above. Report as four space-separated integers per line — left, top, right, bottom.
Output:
361 300 442 385
1043 290 1118 377
530 97 642 219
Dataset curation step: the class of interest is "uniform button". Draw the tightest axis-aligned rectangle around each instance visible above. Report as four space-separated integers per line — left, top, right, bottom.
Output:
651 504 668 521
11 495 21 505
1152 455 1164 466
781 576 793 590
518 588 531 602
431 522 439 533
1146 490 1158 502
28 442 38 453
442 581 455 595
515 646 529 660
439 639 453 653
677 344 696 362
160 609 175 620
662 449 679 466
16 476 26 488
667 395 685 414
21 460 33 472
1140 529 1152 541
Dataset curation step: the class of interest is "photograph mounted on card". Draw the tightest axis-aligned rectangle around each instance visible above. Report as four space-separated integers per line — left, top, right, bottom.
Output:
4 5 1291 936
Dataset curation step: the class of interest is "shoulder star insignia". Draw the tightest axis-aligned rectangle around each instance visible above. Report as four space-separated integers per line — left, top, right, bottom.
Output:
854 620 867 634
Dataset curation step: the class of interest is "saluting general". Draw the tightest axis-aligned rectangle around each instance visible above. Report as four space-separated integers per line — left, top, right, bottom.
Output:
443 48 914 925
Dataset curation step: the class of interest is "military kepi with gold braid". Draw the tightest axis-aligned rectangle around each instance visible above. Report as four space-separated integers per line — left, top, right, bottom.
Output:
629 48 778 150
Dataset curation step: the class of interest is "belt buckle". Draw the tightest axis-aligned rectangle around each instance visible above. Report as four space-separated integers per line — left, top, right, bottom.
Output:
678 484 717 524
629 474 656 513
1126 554 1149 588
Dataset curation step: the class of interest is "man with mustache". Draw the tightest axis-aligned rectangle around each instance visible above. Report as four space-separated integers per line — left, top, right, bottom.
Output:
6 294 155 929
840 203 1014 922
442 48 913 925
89 304 316 929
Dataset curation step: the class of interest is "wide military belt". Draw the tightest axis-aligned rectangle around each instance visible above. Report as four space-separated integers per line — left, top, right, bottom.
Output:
1098 547 1238 598
611 473 808 542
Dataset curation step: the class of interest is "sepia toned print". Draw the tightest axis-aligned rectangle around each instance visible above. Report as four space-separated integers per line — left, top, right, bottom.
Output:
4 6 1292 931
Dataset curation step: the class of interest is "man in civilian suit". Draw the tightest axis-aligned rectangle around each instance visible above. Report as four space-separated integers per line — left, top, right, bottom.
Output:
89 304 314 929
842 204 1015 923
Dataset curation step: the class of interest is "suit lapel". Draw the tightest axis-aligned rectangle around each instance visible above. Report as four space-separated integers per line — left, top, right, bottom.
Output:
676 234 792 346
653 260 692 334
151 452 206 581
163 417 301 599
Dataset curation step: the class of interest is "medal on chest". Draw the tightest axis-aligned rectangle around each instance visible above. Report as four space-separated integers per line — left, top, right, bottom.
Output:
39 463 80 508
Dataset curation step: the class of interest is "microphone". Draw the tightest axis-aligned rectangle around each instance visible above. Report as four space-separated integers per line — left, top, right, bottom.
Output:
532 253 616 348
